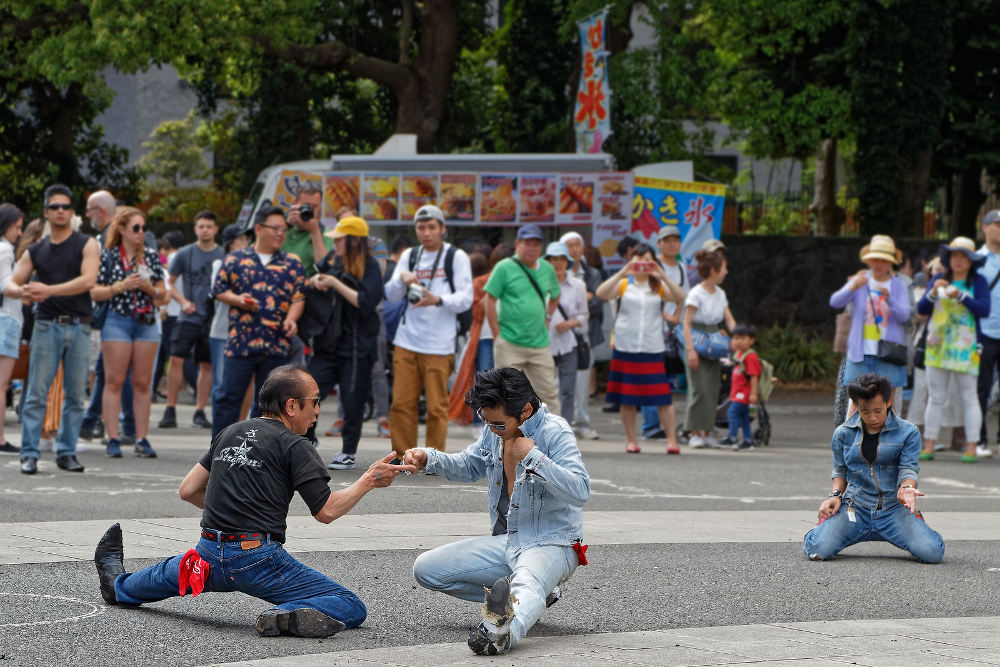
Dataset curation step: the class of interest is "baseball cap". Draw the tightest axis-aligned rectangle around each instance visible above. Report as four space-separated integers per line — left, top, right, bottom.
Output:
544 241 572 261
657 226 681 241
414 204 445 224
984 210 1000 226
222 224 248 247
701 238 726 253
516 224 544 241
325 215 369 240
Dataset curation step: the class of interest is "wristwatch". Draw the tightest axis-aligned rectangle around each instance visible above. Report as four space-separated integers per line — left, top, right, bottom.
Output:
828 490 844 500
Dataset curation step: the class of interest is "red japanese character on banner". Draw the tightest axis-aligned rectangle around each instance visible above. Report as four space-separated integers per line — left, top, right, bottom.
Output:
683 196 715 229
588 19 603 49
575 79 607 131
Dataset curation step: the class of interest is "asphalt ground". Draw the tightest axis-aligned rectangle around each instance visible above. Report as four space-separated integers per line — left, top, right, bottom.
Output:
2 389 1000 665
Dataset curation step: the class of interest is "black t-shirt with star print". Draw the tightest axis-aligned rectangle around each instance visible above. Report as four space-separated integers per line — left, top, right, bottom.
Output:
199 417 331 542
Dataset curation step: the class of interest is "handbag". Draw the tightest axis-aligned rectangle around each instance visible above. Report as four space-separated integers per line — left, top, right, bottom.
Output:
557 303 590 370
877 339 908 367
92 301 110 330
678 328 731 360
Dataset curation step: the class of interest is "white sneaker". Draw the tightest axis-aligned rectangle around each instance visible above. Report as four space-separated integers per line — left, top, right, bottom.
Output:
575 428 599 440
688 434 707 448
976 445 993 458
703 435 718 449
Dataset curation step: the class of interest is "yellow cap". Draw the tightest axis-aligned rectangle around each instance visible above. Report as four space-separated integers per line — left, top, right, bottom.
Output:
325 215 369 240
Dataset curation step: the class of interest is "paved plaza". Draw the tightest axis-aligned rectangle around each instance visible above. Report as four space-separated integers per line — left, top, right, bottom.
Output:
2 392 1000 665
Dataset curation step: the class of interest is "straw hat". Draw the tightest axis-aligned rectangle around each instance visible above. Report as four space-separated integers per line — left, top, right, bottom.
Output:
938 236 986 268
859 235 902 265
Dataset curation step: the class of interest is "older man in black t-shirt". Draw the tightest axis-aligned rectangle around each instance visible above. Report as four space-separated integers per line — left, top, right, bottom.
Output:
93 365 415 638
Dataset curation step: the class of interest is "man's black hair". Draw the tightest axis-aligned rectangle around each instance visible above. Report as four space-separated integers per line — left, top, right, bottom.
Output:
254 206 286 225
194 210 217 223
616 236 639 257
465 367 540 418
257 365 311 417
390 234 411 255
847 373 892 405
732 324 756 338
44 184 72 205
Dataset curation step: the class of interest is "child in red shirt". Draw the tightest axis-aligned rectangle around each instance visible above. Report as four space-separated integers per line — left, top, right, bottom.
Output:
721 324 762 450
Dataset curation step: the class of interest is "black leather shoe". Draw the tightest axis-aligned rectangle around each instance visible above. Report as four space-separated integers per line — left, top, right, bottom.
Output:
191 410 212 429
20 457 37 475
256 608 346 638
601 403 620 413
56 455 85 472
95 523 126 605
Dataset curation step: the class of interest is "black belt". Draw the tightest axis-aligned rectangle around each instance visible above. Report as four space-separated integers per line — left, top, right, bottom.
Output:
38 315 93 325
201 529 269 543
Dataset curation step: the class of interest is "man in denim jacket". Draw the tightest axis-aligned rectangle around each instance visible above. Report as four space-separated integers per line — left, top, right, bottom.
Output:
803 373 944 563
403 367 591 655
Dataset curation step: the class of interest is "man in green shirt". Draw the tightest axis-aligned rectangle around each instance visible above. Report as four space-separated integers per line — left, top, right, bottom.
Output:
484 224 561 413
282 181 332 276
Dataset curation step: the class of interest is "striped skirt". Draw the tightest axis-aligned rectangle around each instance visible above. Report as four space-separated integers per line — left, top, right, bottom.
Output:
605 350 672 407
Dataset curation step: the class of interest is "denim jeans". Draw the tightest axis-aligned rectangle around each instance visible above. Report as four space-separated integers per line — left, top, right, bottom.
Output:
640 405 660 436
553 352 576 424
475 338 494 374
211 354 290 439
209 338 226 406
803 502 944 564
114 537 367 628
20 320 92 459
82 349 136 435
727 401 751 440
412 534 578 645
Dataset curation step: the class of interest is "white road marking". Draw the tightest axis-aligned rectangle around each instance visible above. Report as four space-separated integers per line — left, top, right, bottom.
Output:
0 593 106 628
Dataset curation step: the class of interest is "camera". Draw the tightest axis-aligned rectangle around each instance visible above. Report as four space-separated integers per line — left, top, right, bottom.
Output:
407 283 425 304
299 204 315 222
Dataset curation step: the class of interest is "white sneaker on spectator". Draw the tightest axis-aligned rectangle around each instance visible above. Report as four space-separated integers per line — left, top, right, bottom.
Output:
688 434 707 448
575 428 599 440
976 445 993 458
703 435 718 448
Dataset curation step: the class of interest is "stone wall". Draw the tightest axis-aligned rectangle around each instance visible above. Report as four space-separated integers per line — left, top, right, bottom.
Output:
721 235 942 331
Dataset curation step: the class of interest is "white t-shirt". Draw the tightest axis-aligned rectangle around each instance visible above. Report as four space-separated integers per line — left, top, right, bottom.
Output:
661 260 688 319
613 280 666 354
208 257 230 340
549 275 588 356
165 251 182 318
684 283 728 326
384 244 474 355
0 239 22 324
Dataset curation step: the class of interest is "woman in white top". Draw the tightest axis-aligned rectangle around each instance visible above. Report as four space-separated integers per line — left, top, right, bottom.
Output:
0 204 25 454
597 243 686 454
545 242 589 424
683 248 736 448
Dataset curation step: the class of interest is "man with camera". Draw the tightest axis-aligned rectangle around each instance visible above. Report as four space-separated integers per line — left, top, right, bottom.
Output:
158 211 224 430
211 206 307 438
384 205 473 457
282 181 331 276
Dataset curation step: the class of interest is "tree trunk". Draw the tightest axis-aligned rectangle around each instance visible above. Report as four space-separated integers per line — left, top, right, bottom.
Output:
810 138 845 236
898 146 934 237
950 163 983 238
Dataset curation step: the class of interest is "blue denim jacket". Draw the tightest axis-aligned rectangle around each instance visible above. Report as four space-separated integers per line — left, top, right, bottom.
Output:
421 406 590 556
831 410 920 510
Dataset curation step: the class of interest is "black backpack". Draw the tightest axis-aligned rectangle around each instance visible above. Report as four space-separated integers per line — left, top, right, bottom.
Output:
407 244 473 336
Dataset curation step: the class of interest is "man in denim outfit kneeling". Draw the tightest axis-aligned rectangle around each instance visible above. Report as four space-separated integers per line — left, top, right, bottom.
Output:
403 367 591 655
804 373 944 563
93 365 414 637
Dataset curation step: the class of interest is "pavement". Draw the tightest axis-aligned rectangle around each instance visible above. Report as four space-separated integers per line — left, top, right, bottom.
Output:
2 389 1000 666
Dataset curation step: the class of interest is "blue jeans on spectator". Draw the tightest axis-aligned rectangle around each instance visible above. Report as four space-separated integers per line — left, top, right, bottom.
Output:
82 349 136 436
727 401 752 441
211 354 290 438
209 338 226 405
640 405 661 437
114 536 367 628
20 320 91 459
472 338 494 426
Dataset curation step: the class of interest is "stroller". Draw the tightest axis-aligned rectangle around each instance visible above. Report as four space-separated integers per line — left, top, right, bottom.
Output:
677 357 772 447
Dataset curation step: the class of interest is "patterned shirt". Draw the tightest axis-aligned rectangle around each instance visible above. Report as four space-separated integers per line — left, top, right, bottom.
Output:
96 245 165 319
212 247 306 357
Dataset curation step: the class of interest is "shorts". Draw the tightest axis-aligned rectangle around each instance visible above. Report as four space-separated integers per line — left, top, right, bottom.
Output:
844 354 906 388
102 309 161 344
0 315 22 358
170 320 211 363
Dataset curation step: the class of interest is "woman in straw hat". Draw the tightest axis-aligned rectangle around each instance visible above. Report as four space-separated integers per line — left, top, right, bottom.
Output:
916 236 991 462
830 234 911 398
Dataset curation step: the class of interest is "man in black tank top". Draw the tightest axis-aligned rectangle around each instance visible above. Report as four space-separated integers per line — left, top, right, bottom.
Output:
11 184 100 475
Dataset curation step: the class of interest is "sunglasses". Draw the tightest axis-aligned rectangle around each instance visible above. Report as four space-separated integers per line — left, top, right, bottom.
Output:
476 409 516 432
46 203 72 211
260 223 291 234
131 223 145 233
297 396 321 406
